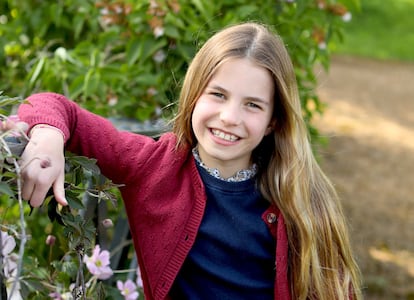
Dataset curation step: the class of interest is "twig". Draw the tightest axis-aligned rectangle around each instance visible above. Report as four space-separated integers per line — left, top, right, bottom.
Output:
73 250 86 300
0 136 28 300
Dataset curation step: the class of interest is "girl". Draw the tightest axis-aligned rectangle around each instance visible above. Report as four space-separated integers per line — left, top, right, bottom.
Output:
18 22 361 299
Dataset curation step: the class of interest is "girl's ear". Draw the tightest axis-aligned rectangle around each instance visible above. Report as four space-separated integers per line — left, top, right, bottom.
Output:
265 119 276 136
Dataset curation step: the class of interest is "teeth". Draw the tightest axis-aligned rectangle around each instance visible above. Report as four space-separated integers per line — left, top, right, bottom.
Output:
212 129 238 142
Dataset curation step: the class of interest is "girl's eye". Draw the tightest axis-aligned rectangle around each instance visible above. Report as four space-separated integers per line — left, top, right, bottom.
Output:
211 92 225 99
247 102 262 110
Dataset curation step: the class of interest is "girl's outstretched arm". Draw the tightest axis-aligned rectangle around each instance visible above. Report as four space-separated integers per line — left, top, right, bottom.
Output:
20 126 67 208
17 92 162 207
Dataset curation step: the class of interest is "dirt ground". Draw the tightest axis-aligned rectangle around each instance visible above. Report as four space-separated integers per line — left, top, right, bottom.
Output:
314 55 414 299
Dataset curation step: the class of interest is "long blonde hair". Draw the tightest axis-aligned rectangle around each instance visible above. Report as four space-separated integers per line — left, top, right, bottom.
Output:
173 22 362 300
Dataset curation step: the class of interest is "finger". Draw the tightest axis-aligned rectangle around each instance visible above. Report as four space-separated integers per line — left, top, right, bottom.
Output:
29 177 53 208
53 169 67 206
20 157 54 207
21 175 35 203
20 158 40 203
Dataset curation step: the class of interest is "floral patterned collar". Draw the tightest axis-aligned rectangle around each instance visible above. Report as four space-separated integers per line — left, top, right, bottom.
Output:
192 147 257 182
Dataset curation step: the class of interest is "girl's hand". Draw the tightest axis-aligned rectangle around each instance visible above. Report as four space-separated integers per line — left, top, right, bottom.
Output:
20 127 67 208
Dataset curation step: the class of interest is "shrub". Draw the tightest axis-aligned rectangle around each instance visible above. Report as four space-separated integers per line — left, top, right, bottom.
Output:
1 0 359 123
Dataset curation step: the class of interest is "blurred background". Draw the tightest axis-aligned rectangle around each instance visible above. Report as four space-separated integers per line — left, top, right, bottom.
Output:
315 0 414 299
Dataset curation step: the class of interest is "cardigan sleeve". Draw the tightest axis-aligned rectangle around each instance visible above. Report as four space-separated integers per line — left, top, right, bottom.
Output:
18 92 158 185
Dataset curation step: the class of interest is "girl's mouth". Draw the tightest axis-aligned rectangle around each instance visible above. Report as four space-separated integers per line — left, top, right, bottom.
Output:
211 129 239 142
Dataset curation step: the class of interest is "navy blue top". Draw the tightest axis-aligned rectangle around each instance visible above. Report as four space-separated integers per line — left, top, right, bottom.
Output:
170 165 275 299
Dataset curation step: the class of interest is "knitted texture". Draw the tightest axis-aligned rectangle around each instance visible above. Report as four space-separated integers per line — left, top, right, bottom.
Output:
18 93 291 300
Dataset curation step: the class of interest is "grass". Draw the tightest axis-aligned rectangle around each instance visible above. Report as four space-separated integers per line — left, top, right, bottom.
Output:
332 0 414 62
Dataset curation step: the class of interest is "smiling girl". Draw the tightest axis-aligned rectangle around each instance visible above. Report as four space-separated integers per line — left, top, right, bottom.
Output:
17 22 361 299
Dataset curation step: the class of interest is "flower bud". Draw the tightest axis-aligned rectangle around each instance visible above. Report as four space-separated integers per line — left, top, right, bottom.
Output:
102 218 114 228
46 235 56 246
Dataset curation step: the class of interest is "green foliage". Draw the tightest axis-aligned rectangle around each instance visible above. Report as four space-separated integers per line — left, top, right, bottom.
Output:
0 94 136 299
333 0 414 62
1 0 358 124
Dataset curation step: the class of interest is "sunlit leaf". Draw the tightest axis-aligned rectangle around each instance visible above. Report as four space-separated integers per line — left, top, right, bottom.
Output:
29 57 46 86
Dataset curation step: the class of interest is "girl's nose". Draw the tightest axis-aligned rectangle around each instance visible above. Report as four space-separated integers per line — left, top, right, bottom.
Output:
219 100 241 125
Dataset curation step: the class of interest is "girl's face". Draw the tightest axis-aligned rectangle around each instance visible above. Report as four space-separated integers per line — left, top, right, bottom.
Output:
191 58 275 178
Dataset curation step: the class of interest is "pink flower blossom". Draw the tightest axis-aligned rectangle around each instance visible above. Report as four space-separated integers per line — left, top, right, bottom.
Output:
1 231 18 277
101 218 114 228
0 115 28 137
117 279 139 300
49 291 63 300
83 245 113 280
1 231 16 256
49 290 73 300
1 231 21 299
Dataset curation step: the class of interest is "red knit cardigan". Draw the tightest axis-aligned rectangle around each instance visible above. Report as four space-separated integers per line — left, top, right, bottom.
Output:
18 93 291 300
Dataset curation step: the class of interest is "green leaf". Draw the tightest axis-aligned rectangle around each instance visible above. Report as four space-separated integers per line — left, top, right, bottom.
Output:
0 182 14 197
65 190 85 210
165 13 186 29
191 0 213 21
126 38 143 66
73 14 86 40
235 5 258 18
135 73 160 86
68 156 100 175
68 75 85 99
29 57 46 86
0 96 23 107
164 25 180 39
142 39 168 61
82 69 100 98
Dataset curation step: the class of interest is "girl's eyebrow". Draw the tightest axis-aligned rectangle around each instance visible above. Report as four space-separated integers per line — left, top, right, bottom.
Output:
208 84 271 106
207 84 226 93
